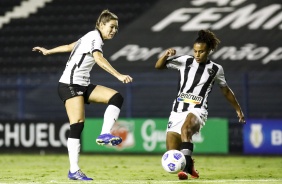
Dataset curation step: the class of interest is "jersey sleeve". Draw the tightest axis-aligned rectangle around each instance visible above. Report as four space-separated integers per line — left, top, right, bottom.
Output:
87 31 103 54
166 55 191 70
215 65 228 87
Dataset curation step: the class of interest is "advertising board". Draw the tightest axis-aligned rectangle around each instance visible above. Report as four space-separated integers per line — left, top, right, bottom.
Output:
244 119 282 154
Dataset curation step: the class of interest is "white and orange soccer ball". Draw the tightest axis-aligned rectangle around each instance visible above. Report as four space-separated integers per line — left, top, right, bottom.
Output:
161 150 186 174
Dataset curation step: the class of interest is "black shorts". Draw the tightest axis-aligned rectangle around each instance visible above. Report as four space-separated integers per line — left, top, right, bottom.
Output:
57 82 97 104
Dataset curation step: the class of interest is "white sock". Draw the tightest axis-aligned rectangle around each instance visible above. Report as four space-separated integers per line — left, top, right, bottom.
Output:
101 105 120 134
67 138 80 173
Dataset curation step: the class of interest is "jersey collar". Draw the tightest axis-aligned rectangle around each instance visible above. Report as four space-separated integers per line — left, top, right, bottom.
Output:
96 29 104 41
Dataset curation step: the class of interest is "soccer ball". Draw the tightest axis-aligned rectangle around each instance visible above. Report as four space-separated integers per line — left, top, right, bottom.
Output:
161 150 186 174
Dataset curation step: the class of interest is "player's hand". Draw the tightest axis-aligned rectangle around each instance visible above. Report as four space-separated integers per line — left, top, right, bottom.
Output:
165 48 176 57
32 46 49 55
118 74 133 84
236 110 246 124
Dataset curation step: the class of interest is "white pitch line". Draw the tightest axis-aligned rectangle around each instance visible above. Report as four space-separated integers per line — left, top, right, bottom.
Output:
1 179 282 184
48 179 282 184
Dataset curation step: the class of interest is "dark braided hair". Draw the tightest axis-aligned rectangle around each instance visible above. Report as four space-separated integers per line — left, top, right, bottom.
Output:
194 30 220 51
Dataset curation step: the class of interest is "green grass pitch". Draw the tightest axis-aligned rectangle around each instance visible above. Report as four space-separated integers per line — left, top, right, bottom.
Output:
0 154 281 184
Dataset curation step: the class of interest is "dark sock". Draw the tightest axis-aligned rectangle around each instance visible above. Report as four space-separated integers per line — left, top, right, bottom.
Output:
180 142 194 174
69 122 84 139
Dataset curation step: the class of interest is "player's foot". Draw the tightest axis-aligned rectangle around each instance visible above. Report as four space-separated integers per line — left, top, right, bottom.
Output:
178 171 188 180
190 159 199 178
96 133 122 146
68 170 93 181
178 159 199 180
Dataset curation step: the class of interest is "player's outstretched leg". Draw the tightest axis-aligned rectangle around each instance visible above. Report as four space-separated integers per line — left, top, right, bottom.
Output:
68 169 93 181
96 93 123 146
96 133 122 146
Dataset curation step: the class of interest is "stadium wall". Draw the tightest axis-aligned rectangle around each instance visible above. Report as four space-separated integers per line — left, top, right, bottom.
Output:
0 0 281 154
1 119 281 155
0 0 281 120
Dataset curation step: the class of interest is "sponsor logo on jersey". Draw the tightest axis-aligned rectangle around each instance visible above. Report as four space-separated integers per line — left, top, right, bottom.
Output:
168 121 173 129
177 92 203 104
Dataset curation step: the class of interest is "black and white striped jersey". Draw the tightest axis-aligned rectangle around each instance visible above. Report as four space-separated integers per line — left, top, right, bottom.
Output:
59 29 104 86
166 55 227 112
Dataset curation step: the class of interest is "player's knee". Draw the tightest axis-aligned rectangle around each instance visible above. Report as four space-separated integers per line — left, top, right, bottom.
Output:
108 93 123 109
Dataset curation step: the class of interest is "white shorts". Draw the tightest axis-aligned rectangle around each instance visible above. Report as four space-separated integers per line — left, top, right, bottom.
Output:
167 108 208 134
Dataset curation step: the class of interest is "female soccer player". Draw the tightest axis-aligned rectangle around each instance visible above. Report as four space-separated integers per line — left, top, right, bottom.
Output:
155 30 245 180
32 10 133 180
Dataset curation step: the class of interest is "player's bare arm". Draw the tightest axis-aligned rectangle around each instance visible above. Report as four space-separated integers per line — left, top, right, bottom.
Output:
32 42 76 55
155 48 176 69
93 51 133 84
220 86 246 124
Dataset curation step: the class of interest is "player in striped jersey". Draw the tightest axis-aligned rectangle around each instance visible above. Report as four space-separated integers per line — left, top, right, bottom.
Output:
155 30 245 180
33 10 133 181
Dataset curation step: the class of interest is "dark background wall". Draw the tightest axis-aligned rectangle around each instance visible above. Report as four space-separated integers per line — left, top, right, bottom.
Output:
0 0 281 121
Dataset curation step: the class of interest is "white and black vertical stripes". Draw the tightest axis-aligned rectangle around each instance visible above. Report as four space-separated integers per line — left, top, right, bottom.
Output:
173 57 193 112
182 62 206 111
166 55 227 113
195 64 219 109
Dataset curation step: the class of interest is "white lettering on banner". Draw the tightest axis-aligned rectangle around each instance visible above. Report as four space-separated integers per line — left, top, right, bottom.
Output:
182 7 233 31
152 8 202 31
20 124 34 147
152 4 282 31
110 44 280 65
212 44 269 60
0 122 69 148
271 130 282 146
5 124 19 147
192 0 228 6
141 119 166 152
111 45 192 62
0 124 3 146
155 46 193 59
212 4 282 30
36 123 48 147
264 12 282 29
59 123 69 147
49 124 61 147
191 0 247 6
110 44 162 61
263 48 282 64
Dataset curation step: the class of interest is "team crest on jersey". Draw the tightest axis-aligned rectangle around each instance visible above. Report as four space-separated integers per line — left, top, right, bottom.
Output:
208 68 215 76
168 121 173 129
177 92 203 104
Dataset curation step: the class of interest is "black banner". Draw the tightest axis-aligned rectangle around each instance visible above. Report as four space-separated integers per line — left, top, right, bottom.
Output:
103 0 282 72
0 121 69 153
